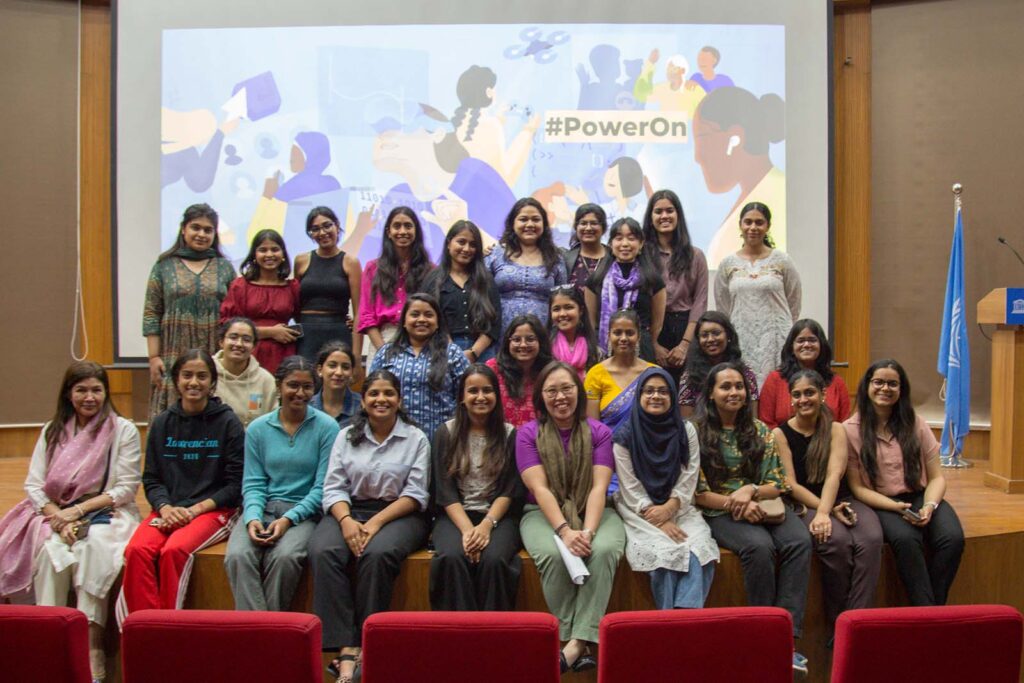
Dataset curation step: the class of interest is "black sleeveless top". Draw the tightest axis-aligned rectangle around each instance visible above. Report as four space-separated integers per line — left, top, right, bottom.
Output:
778 421 850 499
299 251 349 314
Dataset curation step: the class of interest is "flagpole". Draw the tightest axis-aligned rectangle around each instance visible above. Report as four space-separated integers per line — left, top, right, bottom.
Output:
942 183 971 468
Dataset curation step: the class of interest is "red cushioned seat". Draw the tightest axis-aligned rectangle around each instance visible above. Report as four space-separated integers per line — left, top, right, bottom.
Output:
361 611 560 683
0 604 91 683
121 609 321 683
832 604 1023 683
598 607 793 683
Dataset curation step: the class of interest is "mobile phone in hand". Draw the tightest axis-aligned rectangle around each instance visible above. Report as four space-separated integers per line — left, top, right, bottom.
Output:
287 323 304 338
903 508 923 522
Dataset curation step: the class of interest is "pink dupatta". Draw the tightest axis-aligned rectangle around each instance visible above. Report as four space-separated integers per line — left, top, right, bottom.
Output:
0 414 116 596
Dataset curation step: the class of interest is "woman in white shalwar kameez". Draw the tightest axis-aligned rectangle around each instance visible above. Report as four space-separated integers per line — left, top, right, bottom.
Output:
612 367 718 608
0 361 141 682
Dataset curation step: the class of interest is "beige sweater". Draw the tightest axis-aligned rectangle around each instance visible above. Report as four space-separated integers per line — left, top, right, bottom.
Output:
212 351 278 426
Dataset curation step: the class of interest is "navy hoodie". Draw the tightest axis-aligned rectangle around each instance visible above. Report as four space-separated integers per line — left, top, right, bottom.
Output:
143 397 244 511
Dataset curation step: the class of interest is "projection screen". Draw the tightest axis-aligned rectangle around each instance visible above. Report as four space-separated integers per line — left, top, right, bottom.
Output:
114 0 831 361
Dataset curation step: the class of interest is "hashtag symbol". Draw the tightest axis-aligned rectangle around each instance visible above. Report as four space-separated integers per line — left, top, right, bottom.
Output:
545 116 562 136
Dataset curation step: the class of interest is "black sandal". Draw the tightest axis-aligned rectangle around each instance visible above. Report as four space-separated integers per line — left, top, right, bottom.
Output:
327 653 357 680
571 649 597 673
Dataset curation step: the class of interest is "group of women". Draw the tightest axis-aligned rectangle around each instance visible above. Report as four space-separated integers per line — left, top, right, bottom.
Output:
0 194 965 682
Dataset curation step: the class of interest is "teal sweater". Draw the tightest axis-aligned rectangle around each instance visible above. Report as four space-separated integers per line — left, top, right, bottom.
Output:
242 407 339 525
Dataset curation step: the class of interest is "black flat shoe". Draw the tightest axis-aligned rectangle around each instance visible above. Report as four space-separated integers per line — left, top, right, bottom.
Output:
327 653 357 681
559 652 570 674
572 652 597 672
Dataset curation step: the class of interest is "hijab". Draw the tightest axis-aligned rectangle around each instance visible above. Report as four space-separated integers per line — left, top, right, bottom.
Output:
613 366 690 504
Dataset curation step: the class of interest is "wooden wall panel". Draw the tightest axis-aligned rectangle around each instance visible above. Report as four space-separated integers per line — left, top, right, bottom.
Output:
831 6 873 396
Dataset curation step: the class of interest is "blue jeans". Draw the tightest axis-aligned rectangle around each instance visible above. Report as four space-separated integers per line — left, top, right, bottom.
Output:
451 333 495 362
649 552 715 609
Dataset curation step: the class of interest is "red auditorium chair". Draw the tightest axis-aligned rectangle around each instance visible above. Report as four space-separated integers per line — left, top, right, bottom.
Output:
598 607 793 683
121 609 321 683
361 611 561 683
832 604 1023 683
0 604 91 683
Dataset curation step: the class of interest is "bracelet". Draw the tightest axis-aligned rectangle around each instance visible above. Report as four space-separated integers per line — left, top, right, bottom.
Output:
554 521 569 536
581 528 594 539
923 501 939 511
339 514 352 524
74 503 85 517
468 349 479 361
485 515 498 528
750 483 760 501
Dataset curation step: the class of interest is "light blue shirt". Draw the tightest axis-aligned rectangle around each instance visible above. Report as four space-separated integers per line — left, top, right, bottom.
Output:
242 407 339 525
321 418 431 513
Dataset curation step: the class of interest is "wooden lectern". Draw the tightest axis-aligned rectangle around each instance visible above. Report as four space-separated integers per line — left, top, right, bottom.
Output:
979 288 1024 493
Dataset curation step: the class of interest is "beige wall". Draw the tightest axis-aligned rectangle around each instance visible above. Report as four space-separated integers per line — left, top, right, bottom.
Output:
872 0 1023 423
0 0 80 423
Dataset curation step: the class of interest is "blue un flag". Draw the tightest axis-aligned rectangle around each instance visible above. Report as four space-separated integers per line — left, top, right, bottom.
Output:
937 205 970 461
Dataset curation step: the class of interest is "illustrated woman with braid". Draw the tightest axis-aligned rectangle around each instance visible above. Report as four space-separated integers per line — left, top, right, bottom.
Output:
449 65 539 188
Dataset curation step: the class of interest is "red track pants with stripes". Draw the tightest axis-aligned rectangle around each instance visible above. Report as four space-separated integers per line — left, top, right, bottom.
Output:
116 509 236 625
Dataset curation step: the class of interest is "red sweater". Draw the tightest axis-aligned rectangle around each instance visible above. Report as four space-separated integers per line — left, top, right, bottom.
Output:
757 370 851 429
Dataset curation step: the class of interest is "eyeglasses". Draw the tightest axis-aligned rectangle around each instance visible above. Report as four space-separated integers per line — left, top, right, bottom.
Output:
510 335 539 345
576 220 602 229
542 384 577 398
870 378 900 390
794 337 820 346
307 221 336 235
641 387 672 397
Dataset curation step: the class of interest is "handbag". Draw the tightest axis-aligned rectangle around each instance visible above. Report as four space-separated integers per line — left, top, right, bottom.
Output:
72 506 114 541
757 498 786 525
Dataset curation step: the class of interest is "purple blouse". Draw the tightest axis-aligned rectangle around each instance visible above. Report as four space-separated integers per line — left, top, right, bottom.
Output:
515 418 614 504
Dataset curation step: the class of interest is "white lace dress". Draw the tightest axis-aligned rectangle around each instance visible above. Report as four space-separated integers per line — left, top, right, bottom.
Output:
612 423 719 573
714 250 801 387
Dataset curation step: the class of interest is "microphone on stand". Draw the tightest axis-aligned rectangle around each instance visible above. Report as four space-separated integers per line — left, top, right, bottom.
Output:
997 237 1024 267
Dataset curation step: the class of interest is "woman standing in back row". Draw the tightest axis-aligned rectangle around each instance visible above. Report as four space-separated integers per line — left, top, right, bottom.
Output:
294 207 363 369
714 202 800 387
144 203 236 416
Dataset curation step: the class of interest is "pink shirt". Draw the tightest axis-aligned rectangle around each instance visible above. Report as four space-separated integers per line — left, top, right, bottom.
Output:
843 413 938 496
357 259 406 332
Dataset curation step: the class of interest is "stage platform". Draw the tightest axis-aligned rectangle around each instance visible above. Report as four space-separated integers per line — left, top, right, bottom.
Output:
1 458 1022 683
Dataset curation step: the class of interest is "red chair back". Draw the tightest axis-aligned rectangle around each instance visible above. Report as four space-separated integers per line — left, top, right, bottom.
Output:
832 605 1023 683
598 607 793 683
121 609 321 683
361 611 561 683
0 604 91 683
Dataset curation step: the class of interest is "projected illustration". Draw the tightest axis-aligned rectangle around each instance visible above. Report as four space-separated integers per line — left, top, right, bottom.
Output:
160 23 785 267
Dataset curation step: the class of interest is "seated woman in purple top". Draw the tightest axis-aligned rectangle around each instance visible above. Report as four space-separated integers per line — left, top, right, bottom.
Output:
516 361 626 674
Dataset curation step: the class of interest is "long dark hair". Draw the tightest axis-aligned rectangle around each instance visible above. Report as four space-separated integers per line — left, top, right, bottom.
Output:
385 293 451 392
740 201 775 249
568 203 608 250
240 229 291 281
590 217 662 292
681 311 744 392
547 285 600 369
779 319 834 383
531 361 588 424
445 364 510 491
856 359 923 492
44 361 119 457
347 369 415 446
314 341 355 395
695 362 764 491
642 189 694 276
787 369 833 484
496 314 554 399
158 203 224 260
422 221 498 338
372 206 433 305
500 197 562 277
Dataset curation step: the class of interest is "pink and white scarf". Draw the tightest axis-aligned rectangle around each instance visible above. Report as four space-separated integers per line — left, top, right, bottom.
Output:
552 331 588 380
0 414 115 596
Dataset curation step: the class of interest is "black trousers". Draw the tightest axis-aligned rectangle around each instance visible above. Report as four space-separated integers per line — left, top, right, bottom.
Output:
875 492 964 606
308 502 428 649
707 509 812 637
657 310 690 384
429 510 523 611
